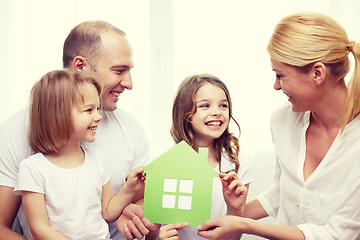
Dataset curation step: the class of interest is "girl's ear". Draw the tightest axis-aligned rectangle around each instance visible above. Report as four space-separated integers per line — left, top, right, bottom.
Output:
313 62 327 86
72 56 89 71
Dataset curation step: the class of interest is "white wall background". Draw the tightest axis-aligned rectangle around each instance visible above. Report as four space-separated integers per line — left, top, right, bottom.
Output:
1 1 360 239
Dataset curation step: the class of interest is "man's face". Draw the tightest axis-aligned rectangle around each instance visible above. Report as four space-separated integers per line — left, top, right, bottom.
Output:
89 32 134 111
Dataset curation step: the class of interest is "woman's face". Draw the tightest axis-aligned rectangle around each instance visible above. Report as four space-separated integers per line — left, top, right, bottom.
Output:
271 59 316 112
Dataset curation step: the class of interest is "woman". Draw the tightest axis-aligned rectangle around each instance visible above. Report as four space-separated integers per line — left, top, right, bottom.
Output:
197 11 360 240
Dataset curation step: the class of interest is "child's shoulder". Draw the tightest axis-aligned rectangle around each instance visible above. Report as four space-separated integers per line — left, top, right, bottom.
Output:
221 153 253 184
219 153 237 171
19 152 47 173
22 152 45 165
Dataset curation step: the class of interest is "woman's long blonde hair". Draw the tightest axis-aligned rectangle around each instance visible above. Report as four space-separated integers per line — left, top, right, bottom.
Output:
267 11 360 129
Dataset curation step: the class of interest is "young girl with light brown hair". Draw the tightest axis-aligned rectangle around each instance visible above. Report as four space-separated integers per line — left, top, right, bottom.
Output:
148 73 252 240
14 69 145 240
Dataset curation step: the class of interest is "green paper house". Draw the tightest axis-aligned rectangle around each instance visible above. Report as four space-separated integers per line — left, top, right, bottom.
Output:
143 141 219 227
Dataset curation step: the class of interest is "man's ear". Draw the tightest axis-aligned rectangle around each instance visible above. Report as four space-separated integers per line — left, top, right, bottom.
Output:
72 56 88 71
313 62 327 86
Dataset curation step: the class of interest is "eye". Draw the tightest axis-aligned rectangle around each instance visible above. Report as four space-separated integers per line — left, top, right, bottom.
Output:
198 104 209 108
85 107 93 113
220 103 228 108
276 73 283 79
114 69 126 75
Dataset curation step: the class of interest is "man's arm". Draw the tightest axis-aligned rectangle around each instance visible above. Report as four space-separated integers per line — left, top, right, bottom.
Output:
0 186 25 240
0 109 31 239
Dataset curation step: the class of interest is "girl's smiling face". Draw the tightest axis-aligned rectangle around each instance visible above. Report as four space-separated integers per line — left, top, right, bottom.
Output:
71 83 102 143
190 83 229 147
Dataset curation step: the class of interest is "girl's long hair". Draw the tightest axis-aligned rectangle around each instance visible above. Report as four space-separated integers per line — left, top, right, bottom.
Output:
170 73 240 173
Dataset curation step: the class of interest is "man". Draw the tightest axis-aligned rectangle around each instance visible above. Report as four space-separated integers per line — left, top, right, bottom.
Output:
0 21 156 240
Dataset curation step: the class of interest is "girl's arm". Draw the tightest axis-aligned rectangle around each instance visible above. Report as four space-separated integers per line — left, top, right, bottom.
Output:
244 198 269 220
101 165 145 222
146 222 187 240
197 215 305 240
22 191 67 240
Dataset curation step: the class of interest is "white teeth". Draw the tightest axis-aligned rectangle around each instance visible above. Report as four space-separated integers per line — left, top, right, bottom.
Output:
206 122 221 126
111 92 120 97
88 126 97 130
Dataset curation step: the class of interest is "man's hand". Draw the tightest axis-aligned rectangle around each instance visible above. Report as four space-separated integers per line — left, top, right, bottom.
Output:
117 203 159 239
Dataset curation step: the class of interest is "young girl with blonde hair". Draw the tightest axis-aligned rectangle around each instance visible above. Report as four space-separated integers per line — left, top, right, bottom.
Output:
148 73 252 240
14 69 145 240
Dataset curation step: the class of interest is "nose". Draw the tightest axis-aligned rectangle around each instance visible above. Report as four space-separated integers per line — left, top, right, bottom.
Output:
211 106 221 116
120 70 133 90
273 78 282 91
94 110 102 123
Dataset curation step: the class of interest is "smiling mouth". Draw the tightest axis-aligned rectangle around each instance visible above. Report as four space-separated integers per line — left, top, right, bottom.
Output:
205 121 222 126
110 91 120 97
88 126 98 130
283 91 291 98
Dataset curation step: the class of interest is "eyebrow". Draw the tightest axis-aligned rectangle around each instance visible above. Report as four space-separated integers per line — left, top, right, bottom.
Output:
196 98 228 103
111 64 134 69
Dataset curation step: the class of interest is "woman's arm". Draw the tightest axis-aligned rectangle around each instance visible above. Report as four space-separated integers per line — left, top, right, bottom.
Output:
197 215 305 240
22 191 66 240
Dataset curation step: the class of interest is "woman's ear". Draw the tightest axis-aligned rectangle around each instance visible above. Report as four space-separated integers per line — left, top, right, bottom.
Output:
72 56 88 71
313 62 327 86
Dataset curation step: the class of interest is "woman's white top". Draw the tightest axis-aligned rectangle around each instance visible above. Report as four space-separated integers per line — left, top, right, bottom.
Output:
257 102 360 240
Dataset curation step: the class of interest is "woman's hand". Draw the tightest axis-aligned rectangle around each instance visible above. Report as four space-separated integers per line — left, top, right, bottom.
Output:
197 215 243 240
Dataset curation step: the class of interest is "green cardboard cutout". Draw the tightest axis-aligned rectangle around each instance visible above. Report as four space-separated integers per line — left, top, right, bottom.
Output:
143 141 219 226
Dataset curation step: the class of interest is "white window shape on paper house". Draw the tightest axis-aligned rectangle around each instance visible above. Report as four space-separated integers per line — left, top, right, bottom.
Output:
162 178 193 210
